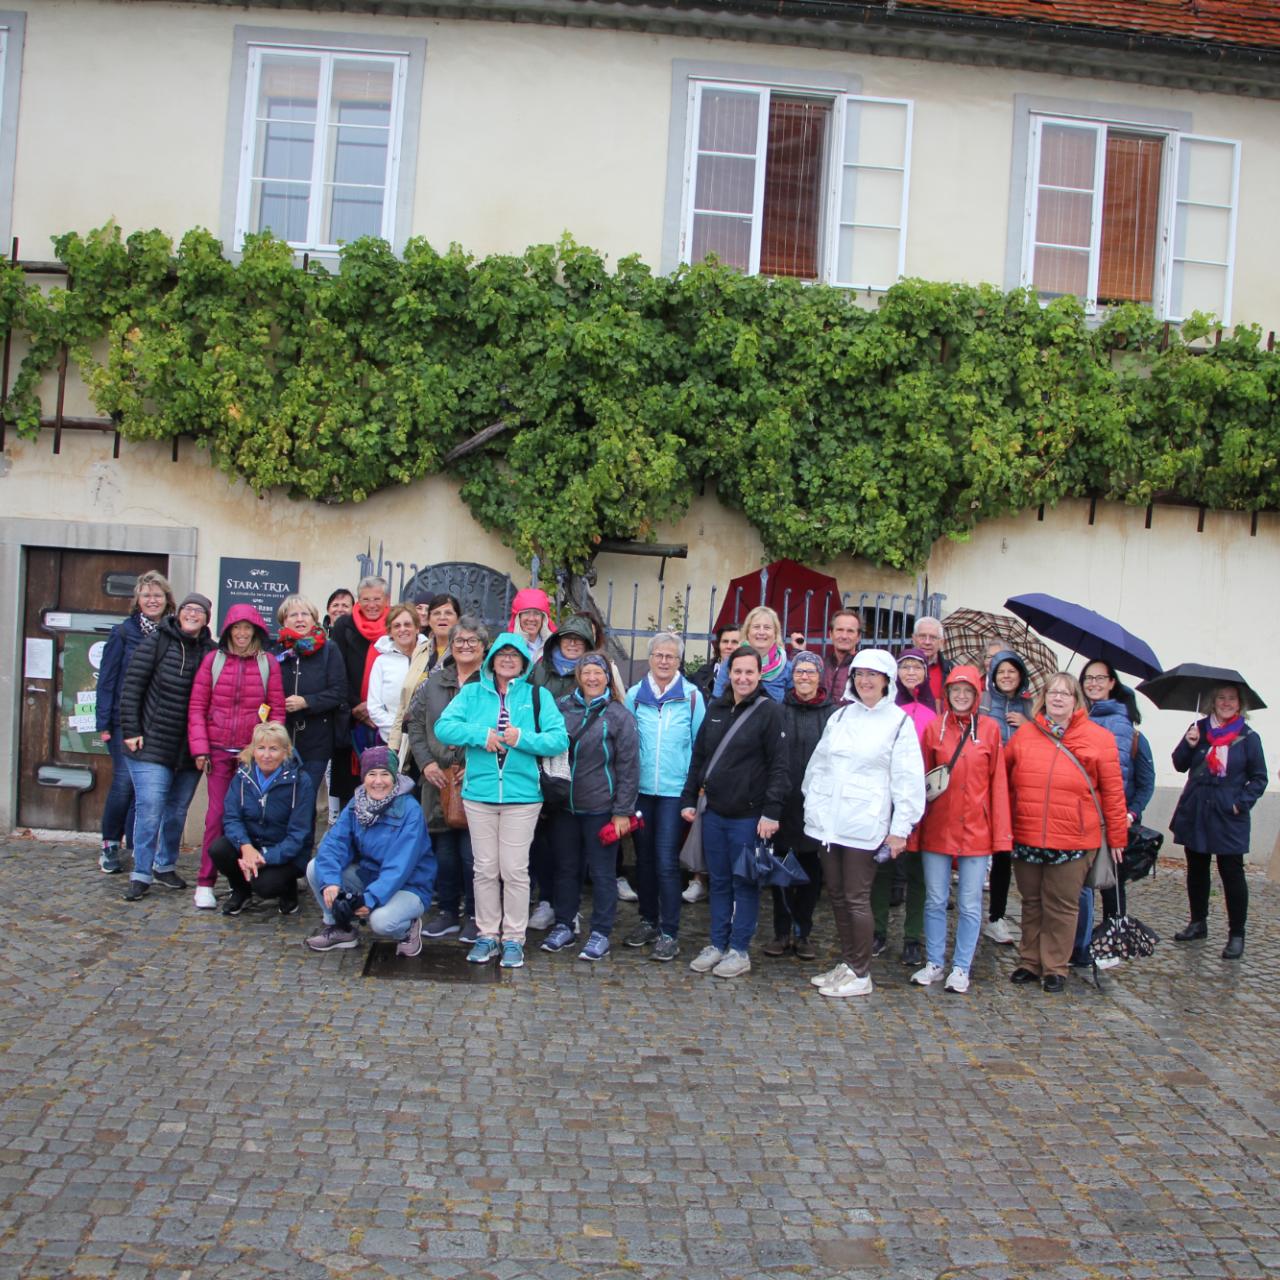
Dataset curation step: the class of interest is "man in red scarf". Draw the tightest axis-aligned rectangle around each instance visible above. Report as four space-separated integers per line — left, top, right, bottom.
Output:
913 617 953 706
329 576 389 806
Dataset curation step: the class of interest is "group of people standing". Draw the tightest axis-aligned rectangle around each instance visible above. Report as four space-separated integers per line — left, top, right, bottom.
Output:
95 572 1267 989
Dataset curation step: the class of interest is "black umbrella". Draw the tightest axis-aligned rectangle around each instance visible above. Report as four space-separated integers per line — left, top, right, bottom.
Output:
1004 593 1162 679
1136 662 1267 712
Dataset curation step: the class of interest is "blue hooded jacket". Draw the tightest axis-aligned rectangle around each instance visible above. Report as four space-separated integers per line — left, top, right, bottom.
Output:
980 649 1034 743
625 674 705 798
434 631 569 805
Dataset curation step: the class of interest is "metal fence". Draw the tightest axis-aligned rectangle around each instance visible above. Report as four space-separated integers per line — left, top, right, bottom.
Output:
354 544 944 679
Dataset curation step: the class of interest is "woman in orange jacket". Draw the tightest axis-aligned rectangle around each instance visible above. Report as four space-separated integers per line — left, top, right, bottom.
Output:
910 666 1012 994
1004 672 1128 992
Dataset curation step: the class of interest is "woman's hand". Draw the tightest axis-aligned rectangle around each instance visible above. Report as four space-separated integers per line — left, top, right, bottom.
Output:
1109 845 1124 864
352 700 372 727
284 694 307 714
194 755 209 774
680 807 697 824
355 904 371 919
1006 710 1026 729
238 844 265 879
322 884 340 909
1185 722 1201 747
886 834 907 858
422 762 447 789
501 725 521 748
124 736 143 753
100 730 112 744
610 816 633 841
483 729 503 753
757 817 779 840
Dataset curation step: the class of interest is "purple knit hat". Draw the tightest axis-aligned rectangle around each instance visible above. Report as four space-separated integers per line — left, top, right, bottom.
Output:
359 745 396 778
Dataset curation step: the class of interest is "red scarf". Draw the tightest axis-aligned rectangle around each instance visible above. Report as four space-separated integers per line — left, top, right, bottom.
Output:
1206 716 1244 777
353 607 389 703
278 626 325 655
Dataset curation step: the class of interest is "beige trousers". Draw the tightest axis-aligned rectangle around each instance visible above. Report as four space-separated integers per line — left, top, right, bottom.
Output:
463 800 542 944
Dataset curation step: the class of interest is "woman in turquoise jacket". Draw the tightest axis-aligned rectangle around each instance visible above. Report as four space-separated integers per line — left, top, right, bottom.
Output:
435 632 568 969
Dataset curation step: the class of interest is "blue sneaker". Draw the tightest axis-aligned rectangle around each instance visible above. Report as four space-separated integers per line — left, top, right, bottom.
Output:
541 923 575 953
499 940 525 969
467 936 500 964
578 932 611 962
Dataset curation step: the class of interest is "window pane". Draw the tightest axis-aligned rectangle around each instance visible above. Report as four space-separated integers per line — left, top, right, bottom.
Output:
257 54 319 124
1039 123 1097 190
1173 204 1232 264
837 226 900 289
1035 188 1093 249
760 97 828 279
1169 261 1227 319
698 89 760 155
1098 134 1162 304
843 99 908 169
1177 138 1235 203
1032 246 1090 298
251 179 310 241
694 154 757 216
330 119 390 187
326 184 385 244
839 167 902 228
691 214 752 272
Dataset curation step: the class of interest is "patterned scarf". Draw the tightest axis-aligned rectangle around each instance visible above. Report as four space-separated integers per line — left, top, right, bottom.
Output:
1206 715 1245 777
138 614 159 637
351 783 397 828
759 644 786 683
278 626 326 655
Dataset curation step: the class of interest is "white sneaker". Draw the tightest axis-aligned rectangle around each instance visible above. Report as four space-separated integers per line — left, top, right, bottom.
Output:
810 962 851 989
944 967 970 993
911 962 947 986
820 970 873 998
193 886 217 910
689 945 723 973
527 900 554 931
681 879 706 904
983 917 1017 945
1095 955 1122 970
616 877 638 903
711 949 751 979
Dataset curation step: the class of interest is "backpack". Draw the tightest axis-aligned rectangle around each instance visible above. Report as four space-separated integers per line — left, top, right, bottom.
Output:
211 650 271 695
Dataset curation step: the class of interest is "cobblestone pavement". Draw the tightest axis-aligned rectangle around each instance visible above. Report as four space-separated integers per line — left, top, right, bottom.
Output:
1 836 1278 1280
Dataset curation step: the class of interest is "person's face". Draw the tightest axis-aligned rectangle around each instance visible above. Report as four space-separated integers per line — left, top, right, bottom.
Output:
254 738 288 773
948 682 977 714
327 593 353 623
994 661 1021 694
451 631 482 666
792 664 821 701
428 602 458 638
717 629 740 660
1044 682 1076 722
897 658 926 690
729 655 761 700
913 625 941 661
414 602 431 629
363 768 394 799
518 609 545 639
178 604 207 636
829 617 860 656
559 635 588 662
389 613 419 650
1081 663 1115 702
649 644 680 682
137 585 168 620
747 617 776 651
577 663 609 699
227 621 256 652
283 603 315 635
853 668 888 706
1214 686 1241 720
357 586 386 620
492 648 524 681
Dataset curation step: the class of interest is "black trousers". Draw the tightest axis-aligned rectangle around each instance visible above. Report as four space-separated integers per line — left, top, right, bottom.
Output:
208 837 302 901
1185 849 1248 934
769 848 823 940
988 850 1012 921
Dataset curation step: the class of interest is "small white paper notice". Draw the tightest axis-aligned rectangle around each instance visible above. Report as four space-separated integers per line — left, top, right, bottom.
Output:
25 638 54 680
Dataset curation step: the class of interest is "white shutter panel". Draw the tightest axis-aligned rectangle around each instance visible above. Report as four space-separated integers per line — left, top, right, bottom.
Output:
1166 134 1240 324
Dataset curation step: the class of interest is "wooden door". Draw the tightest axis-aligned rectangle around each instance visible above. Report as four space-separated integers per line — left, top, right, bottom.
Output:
18 548 168 832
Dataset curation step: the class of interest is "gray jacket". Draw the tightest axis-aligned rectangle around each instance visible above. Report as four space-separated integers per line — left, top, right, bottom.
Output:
404 661 478 831
555 691 640 817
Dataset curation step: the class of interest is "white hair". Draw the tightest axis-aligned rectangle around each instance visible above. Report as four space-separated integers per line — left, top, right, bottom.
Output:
357 575 389 595
913 616 944 640
648 632 685 660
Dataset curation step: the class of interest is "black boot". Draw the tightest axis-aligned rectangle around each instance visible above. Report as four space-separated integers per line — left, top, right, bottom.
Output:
1174 920 1208 942
1221 933 1245 960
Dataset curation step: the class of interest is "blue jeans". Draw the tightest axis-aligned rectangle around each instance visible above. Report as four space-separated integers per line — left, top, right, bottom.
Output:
125 758 201 883
701 810 760 954
634 794 684 938
101 731 136 847
432 827 474 918
922 852 990 975
1072 886 1095 964
305 858 424 941
549 809 618 937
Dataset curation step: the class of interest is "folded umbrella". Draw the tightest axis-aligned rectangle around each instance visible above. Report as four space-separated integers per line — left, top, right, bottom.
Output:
1090 882 1159 962
1136 662 1267 713
1004 593 1162 680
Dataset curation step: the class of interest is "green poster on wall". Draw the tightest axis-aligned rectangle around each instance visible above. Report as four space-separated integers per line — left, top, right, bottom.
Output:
59 633 109 757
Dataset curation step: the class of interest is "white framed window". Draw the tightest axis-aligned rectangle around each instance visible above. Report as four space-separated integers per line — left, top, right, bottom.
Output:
1022 113 1239 322
679 79 912 290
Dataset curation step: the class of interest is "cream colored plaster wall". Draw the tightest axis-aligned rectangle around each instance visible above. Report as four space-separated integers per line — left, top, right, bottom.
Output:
11 5 1280 327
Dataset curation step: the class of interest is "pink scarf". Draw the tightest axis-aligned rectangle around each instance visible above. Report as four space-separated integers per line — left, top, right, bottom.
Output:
1205 715 1244 777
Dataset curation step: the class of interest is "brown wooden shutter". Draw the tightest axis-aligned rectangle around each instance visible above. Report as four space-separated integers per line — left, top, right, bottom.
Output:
1097 133 1163 304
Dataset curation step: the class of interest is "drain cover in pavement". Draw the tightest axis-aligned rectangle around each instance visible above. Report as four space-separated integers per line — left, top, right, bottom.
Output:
363 941 504 983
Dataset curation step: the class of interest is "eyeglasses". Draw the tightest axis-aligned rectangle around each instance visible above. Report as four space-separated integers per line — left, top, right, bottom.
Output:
453 637 481 649
1046 689 1074 699
1081 675 1110 686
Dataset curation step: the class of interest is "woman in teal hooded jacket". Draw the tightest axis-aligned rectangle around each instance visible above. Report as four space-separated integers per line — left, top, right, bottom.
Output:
435 632 568 968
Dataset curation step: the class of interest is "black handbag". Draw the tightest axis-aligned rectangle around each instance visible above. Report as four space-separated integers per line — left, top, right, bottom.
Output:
1122 824 1163 883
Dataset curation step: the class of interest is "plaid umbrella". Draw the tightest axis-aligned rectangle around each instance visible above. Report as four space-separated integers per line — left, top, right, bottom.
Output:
941 608 1059 695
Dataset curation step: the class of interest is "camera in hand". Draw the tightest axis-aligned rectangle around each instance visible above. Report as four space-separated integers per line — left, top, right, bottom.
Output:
331 890 365 930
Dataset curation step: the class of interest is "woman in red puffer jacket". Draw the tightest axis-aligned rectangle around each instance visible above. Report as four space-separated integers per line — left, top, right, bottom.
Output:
188 604 286 909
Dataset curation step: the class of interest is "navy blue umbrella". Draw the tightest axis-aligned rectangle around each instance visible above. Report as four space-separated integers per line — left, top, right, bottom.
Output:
1003 593 1162 680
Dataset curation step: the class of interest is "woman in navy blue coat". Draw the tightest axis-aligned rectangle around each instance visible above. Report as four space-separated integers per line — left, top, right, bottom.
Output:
1170 684 1267 959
